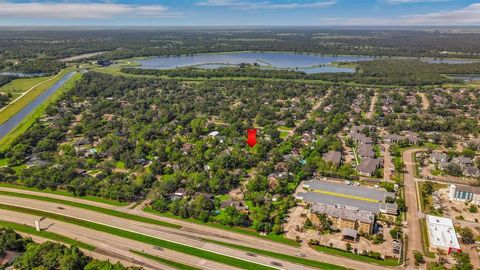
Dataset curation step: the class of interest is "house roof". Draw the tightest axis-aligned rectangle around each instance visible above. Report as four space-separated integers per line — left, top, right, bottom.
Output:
357 158 381 174
341 228 359 239
357 144 374 158
322 151 342 165
454 184 480 194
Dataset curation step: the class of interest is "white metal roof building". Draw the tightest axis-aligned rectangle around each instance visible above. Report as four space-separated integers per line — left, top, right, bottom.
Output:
426 215 461 254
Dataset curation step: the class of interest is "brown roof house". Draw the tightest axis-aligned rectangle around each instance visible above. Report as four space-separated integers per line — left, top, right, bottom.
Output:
322 151 342 167
357 158 382 177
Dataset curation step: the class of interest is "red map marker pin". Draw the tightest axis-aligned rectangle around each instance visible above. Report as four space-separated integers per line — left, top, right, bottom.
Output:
247 129 257 148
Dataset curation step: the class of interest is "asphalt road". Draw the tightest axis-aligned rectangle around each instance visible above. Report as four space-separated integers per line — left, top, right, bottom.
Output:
402 148 426 270
0 187 396 270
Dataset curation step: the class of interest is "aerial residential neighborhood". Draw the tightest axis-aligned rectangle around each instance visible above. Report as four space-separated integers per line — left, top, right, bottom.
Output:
1 1 480 270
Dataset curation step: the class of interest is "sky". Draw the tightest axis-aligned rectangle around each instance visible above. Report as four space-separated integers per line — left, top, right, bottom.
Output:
0 0 479 26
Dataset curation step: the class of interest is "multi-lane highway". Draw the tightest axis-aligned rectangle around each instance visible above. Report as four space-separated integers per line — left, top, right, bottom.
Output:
0 187 395 270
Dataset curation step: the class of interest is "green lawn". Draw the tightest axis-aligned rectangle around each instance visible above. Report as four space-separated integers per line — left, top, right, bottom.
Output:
204 239 347 270
419 218 435 258
0 182 127 206
0 220 95 251
0 203 275 270
0 76 53 95
130 250 201 270
0 190 180 229
279 130 290 139
312 245 400 267
144 207 299 247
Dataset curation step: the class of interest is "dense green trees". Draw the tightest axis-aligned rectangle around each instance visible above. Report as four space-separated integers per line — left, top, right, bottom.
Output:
0 226 140 270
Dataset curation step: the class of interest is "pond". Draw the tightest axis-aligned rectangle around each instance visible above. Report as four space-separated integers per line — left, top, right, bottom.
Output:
136 52 373 73
0 71 77 140
448 74 480 82
0 72 46 77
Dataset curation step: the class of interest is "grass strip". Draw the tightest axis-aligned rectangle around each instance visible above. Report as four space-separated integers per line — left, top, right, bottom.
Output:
0 182 127 206
0 190 180 229
312 245 400 267
0 203 274 270
419 218 435 258
0 220 95 251
130 250 201 270
203 239 347 270
144 207 299 247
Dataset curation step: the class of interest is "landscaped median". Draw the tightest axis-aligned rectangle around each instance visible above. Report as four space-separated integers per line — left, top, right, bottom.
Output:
0 203 276 270
0 220 95 251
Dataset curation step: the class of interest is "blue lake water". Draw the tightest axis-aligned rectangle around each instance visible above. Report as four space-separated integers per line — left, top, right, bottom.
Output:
136 52 373 73
0 72 46 77
0 71 76 140
136 52 480 74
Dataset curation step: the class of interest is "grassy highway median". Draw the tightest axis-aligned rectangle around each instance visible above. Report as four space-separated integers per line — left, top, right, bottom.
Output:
0 203 276 270
0 190 180 229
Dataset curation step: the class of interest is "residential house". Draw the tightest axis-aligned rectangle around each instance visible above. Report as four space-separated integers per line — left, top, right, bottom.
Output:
220 200 249 211
357 144 375 158
430 152 448 164
322 151 342 166
463 166 480 177
453 156 473 167
357 158 382 177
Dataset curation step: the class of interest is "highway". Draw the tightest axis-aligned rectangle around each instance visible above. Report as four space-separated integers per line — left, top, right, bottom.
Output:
0 209 223 270
0 187 395 270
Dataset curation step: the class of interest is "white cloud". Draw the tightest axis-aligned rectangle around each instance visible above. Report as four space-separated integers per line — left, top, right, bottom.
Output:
319 3 480 25
0 1 176 19
383 0 450 4
406 3 480 24
196 0 336 10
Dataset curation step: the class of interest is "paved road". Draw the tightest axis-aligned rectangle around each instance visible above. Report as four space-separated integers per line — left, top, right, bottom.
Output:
366 92 378 119
0 187 397 270
403 148 426 270
0 210 183 270
383 143 393 181
418 92 429 111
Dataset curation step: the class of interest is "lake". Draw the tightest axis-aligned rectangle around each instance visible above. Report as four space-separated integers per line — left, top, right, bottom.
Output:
448 74 480 82
0 72 46 77
136 52 374 73
0 71 76 140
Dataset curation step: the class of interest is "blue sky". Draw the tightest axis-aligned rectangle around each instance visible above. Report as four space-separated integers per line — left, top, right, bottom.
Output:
0 0 479 26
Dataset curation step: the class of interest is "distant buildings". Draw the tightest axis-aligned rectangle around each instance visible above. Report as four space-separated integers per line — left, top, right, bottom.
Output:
449 184 480 205
426 215 461 254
